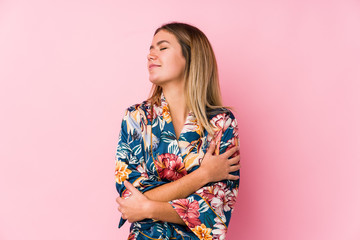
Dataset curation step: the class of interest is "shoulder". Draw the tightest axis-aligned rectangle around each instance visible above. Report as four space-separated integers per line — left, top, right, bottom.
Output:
123 99 152 124
207 107 237 130
207 107 235 119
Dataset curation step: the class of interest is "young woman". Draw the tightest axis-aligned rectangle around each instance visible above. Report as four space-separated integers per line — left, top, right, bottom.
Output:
115 22 240 240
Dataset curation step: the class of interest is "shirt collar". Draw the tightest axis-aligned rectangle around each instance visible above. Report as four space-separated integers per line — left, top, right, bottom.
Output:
160 91 168 110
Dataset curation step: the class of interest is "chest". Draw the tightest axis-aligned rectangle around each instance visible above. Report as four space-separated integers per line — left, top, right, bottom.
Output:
143 116 210 182
172 117 185 141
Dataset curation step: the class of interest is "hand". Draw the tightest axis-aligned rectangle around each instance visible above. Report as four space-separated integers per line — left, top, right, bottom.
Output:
116 180 152 223
199 140 240 183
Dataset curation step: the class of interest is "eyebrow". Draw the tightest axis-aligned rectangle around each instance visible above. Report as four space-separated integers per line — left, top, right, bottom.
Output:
149 40 170 50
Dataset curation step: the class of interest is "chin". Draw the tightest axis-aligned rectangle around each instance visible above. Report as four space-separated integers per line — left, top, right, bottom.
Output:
149 77 164 86
149 78 158 84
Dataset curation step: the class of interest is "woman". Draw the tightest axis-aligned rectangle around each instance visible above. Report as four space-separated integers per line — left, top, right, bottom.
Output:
115 22 240 240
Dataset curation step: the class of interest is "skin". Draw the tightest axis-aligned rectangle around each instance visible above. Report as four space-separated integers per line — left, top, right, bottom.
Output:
116 29 241 225
148 30 188 140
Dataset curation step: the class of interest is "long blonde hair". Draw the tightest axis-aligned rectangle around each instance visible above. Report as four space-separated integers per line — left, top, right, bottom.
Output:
148 22 231 136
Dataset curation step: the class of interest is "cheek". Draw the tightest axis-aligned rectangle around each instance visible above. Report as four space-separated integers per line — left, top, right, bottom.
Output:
171 56 186 73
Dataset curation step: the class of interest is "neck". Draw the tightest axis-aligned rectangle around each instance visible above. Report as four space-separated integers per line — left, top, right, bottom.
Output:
161 81 189 119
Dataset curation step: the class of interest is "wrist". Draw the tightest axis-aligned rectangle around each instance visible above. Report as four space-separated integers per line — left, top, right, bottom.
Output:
196 167 211 186
144 199 155 219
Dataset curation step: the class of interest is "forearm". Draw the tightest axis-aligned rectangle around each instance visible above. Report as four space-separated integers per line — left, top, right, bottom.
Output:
146 200 186 226
143 168 209 202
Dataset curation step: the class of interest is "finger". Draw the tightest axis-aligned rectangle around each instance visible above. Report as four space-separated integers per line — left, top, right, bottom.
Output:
124 180 140 195
232 150 240 157
223 146 240 158
227 174 240 181
206 140 216 156
229 165 241 172
116 197 122 204
228 155 241 165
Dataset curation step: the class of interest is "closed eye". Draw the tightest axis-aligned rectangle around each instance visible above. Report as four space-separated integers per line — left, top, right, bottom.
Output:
160 47 167 51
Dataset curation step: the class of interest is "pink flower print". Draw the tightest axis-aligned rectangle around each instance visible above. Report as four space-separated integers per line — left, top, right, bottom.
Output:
227 188 238 210
223 115 232 131
172 199 201 228
155 153 187 181
127 232 135 240
231 118 239 137
197 186 215 202
136 162 149 179
227 137 237 150
210 113 227 131
212 217 227 240
211 187 227 214
122 189 132 199
210 182 234 215
226 137 240 157
207 130 222 155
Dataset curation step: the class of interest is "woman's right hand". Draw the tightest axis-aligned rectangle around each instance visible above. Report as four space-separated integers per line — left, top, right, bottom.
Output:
199 140 240 183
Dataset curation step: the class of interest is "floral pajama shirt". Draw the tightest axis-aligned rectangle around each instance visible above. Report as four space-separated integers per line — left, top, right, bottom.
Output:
115 92 240 240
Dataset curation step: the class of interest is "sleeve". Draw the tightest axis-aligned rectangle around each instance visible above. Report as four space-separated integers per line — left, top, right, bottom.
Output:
168 110 240 239
115 108 168 228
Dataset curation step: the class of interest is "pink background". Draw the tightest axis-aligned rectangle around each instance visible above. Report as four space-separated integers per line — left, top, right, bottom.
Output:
1 0 359 239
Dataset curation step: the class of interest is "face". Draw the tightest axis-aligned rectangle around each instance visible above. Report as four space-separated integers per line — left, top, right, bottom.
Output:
147 30 186 86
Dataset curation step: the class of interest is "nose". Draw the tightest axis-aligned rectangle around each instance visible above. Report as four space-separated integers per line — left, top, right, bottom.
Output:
147 51 157 61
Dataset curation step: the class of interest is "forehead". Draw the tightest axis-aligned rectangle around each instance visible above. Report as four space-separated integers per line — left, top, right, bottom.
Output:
149 30 178 49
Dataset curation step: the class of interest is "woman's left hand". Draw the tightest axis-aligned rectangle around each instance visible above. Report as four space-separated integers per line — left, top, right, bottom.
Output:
116 180 152 223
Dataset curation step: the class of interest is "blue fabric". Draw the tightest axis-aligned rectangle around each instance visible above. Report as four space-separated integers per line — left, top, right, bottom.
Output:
115 92 240 239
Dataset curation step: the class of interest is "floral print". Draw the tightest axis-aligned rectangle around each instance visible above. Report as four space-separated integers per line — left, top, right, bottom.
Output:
127 232 135 240
154 153 187 181
136 162 149 179
172 199 201 228
115 161 132 184
212 217 227 240
115 91 240 239
210 182 234 215
192 224 213 240
162 104 172 123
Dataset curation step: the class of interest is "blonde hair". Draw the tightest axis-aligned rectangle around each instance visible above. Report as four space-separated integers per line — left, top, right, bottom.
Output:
148 22 232 136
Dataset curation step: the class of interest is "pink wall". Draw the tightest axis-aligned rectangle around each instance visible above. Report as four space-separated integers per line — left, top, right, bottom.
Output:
1 0 359 239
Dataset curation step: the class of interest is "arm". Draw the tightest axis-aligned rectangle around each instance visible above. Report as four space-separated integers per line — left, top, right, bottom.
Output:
116 109 239 201
116 109 171 228
116 139 239 226
143 141 240 202
116 108 240 228
147 201 186 225
143 166 208 201
116 109 206 227
116 180 186 225
168 111 240 238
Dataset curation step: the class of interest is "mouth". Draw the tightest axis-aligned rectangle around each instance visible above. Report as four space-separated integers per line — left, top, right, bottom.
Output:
149 64 161 69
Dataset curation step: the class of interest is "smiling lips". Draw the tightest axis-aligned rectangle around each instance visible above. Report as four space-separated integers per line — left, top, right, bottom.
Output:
149 64 161 69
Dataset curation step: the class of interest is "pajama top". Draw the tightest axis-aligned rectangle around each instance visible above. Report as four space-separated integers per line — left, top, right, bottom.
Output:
115 91 240 240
